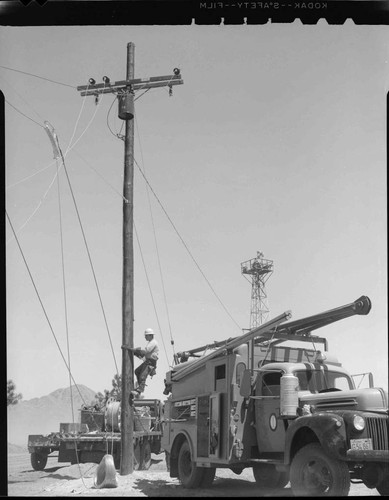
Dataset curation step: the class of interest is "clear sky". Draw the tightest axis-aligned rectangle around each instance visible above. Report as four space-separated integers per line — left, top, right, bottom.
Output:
2 23 388 403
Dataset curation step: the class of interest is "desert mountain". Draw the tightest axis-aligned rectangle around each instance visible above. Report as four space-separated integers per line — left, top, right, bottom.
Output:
8 385 97 448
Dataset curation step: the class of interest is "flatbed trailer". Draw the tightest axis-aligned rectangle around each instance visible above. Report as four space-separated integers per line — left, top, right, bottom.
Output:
28 398 163 471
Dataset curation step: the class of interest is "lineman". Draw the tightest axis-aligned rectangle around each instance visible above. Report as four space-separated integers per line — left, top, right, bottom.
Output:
131 328 159 398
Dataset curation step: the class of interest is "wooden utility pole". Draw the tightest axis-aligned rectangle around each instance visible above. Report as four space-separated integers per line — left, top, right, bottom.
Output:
76 43 183 476
121 41 135 475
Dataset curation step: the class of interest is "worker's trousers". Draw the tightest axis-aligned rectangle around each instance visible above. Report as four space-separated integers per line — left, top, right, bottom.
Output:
135 359 157 393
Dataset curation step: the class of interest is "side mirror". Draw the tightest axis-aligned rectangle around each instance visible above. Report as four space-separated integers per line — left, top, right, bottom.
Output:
240 369 252 398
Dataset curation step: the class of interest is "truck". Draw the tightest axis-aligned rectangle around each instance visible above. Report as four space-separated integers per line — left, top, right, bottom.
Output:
28 398 163 472
161 295 389 496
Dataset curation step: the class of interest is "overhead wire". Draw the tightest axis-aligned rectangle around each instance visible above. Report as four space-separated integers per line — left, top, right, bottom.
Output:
54 144 75 424
56 141 120 377
135 112 177 362
4 98 44 129
134 222 170 366
73 143 242 335
6 83 102 244
0 73 46 123
134 157 242 332
0 64 76 89
6 211 92 405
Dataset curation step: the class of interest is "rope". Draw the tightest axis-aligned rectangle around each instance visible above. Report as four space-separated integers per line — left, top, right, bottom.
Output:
6 161 56 190
6 161 64 246
134 157 242 331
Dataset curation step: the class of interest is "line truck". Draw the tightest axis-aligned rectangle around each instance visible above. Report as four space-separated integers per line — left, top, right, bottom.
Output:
161 295 389 496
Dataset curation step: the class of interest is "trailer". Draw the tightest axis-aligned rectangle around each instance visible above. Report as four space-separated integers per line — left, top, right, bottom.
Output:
28 398 163 471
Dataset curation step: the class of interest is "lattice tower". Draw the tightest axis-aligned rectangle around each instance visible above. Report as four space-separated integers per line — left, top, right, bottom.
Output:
241 251 274 328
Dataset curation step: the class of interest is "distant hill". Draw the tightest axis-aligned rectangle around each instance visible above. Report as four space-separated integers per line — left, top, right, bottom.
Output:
7 385 97 448
8 442 27 454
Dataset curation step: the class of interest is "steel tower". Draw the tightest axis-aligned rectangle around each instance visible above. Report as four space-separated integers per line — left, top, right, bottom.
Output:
241 251 274 328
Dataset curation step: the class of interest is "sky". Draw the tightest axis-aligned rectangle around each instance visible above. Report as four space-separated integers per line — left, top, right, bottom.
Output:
2 23 388 405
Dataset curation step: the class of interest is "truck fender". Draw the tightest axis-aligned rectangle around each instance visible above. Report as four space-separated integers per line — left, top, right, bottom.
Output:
169 430 194 478
285 412 347 464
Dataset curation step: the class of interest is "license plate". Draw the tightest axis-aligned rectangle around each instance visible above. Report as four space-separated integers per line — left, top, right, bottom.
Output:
350 438 373 450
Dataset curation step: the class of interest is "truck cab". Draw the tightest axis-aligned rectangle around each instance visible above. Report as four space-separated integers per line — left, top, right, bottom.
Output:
161 296 389 496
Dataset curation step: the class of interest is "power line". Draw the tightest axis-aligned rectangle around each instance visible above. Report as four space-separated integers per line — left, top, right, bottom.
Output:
5 211 89 404
0 73 46 123
0 64 75 89
135 114 176 361
5 99 43 128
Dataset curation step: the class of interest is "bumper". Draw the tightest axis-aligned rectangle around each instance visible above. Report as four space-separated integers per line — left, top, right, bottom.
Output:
346 449 389 462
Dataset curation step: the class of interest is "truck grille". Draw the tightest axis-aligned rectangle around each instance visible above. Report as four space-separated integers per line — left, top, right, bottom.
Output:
365 416 389 450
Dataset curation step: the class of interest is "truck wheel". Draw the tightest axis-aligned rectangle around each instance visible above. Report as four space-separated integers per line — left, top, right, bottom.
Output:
253 464 289 488
377 476 389 496
199 467 216 488
139 441 152 470
290 443 350 497
31 452 48 471
177 440 204 488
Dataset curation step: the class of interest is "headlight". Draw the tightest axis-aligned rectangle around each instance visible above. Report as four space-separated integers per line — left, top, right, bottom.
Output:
352 414 365 431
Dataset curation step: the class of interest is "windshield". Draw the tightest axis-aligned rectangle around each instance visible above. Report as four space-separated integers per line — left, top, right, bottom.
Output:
295 369 353 393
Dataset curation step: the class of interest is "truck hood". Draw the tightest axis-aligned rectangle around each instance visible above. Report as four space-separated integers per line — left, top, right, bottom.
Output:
299 387 388 413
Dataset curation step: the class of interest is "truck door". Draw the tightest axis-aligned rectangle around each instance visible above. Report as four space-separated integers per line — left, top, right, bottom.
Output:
209 393 221 458
196 393 221 458
254 370 286 454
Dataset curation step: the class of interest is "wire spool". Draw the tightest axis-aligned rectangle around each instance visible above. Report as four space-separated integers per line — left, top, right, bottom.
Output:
105 400 121 432
280 373 299 417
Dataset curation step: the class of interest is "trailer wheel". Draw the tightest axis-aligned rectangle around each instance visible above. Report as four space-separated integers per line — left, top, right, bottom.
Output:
199 467 216 488
177 440 204 489
139 441 152 470
31 452 48 471
165 452 170 472
253 463 288 488
133 443 141 470
290 443 350 496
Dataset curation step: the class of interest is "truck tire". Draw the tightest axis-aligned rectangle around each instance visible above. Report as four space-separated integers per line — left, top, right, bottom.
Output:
253 463 289 488
31 452 48 471
290 443 350 497
139 441 152 470
199 467 216 488
377 476 389 496
177 440 205 488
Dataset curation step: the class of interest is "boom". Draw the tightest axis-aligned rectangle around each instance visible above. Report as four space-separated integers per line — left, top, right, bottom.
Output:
173 295 371 379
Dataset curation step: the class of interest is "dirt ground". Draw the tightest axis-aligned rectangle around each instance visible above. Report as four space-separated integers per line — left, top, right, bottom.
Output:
7 451 379 497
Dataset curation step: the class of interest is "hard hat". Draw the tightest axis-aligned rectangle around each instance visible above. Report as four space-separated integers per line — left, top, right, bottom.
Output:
144 328 155 336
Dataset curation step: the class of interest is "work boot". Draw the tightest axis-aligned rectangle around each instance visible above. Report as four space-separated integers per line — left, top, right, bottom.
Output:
129 390 140 404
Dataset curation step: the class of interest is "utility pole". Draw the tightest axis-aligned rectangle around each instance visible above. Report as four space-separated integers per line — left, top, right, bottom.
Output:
76 43 183 475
